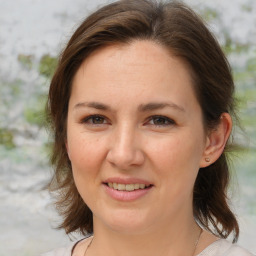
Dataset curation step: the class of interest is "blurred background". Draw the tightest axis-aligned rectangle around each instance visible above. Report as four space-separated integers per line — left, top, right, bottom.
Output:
0 0 255 255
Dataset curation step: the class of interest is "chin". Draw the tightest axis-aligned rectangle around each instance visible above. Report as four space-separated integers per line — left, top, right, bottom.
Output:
96 208 155 234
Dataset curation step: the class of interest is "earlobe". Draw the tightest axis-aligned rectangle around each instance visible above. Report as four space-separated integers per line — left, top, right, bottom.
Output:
200 113 232 168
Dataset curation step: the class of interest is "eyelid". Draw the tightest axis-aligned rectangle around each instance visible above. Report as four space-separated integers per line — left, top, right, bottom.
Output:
145 115 176 126
80 114 110 125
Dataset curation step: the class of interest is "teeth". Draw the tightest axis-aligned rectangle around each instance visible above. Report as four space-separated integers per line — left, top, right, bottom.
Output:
117 183 125 190
107 182 150 191
134 184 140 189
139 184 145 189
126 184 135 191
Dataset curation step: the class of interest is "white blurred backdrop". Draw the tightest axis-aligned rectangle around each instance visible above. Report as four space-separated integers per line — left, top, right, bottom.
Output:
0 0 255 255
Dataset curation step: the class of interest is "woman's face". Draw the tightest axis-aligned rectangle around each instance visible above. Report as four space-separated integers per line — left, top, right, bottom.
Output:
67 40 209 234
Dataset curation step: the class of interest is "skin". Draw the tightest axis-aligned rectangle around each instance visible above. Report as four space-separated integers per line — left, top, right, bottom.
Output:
66 40 232 256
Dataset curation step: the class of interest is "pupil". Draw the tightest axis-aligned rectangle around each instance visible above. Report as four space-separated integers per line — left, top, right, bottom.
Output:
94 117 103 124
154 117 165 125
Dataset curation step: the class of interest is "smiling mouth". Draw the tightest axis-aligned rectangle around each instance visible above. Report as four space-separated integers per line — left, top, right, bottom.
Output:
105 182 152 191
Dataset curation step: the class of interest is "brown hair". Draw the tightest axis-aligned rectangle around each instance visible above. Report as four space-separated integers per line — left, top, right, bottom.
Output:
47 0 239 241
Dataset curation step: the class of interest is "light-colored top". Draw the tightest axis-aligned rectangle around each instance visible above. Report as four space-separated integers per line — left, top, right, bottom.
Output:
41 237 255 256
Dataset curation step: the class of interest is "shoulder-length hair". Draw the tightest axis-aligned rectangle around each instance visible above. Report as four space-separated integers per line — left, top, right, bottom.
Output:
47 0 239 241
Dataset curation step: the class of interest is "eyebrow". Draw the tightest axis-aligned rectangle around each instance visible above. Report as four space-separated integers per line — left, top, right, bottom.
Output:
73 101 185 113
138 102 185 112
73 101 110 111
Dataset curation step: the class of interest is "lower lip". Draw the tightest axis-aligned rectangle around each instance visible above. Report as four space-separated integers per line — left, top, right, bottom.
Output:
103 184 153 201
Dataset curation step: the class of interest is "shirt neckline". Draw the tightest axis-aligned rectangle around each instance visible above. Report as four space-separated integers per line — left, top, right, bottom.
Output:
71 237 225 256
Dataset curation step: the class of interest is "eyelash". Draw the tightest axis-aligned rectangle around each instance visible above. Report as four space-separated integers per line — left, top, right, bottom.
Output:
145 115 176 127
81 115 108 125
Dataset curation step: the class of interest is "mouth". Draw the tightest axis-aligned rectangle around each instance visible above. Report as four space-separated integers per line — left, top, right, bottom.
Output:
102 178 154 201
104 182 153 191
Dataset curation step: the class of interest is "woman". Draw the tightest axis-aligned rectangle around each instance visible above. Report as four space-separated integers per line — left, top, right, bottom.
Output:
43 0 254 255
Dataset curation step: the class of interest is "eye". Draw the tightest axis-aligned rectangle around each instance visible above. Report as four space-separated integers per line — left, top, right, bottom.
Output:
146 115 175 126
81 115 108 125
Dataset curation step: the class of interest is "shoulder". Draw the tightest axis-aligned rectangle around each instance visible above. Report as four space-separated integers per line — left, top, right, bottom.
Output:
40 243 75 256
198 239 255 256
40 237 92 256
222 240 255 256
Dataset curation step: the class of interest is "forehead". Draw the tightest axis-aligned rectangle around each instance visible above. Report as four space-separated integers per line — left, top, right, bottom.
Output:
70 40 199 113
79 40 193 75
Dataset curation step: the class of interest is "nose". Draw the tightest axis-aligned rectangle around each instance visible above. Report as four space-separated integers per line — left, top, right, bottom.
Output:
106 125 145 170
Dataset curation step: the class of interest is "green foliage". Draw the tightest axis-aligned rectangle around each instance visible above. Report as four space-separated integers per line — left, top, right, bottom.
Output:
201 7 219 22
200 7 251 56
233 54 256 93
222 32 250 55
0 128 15 149
24 94 47 127
235 85 256 149
11 81 21 96
24 108 45 127
43 141 53 158
38 54 58 78
18 54 34 70
247 56 256 73
9 79 23 97
236 89 256 110
241 4 253 12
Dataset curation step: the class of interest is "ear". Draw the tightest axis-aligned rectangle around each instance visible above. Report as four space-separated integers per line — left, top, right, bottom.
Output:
200 113 232 168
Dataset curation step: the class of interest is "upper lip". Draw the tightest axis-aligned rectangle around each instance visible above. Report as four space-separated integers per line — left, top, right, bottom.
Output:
103 177 152 186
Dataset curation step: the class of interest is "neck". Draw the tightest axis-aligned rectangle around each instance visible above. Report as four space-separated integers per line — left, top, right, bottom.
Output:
91 211 201 256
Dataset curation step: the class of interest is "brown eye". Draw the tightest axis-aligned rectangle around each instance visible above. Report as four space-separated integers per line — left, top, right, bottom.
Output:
147 115 175 126
91 116 105 124
82 115 107 125
152 117 168 125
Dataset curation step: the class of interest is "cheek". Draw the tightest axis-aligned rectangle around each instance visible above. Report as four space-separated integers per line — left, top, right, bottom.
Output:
150 134 203 178
68 134 104 174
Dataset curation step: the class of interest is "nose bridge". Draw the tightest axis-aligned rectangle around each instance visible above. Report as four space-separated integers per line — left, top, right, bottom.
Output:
117 122 135 149
107 121 144 168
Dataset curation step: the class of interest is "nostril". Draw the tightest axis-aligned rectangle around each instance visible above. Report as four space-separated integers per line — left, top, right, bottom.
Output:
106 146 145 169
